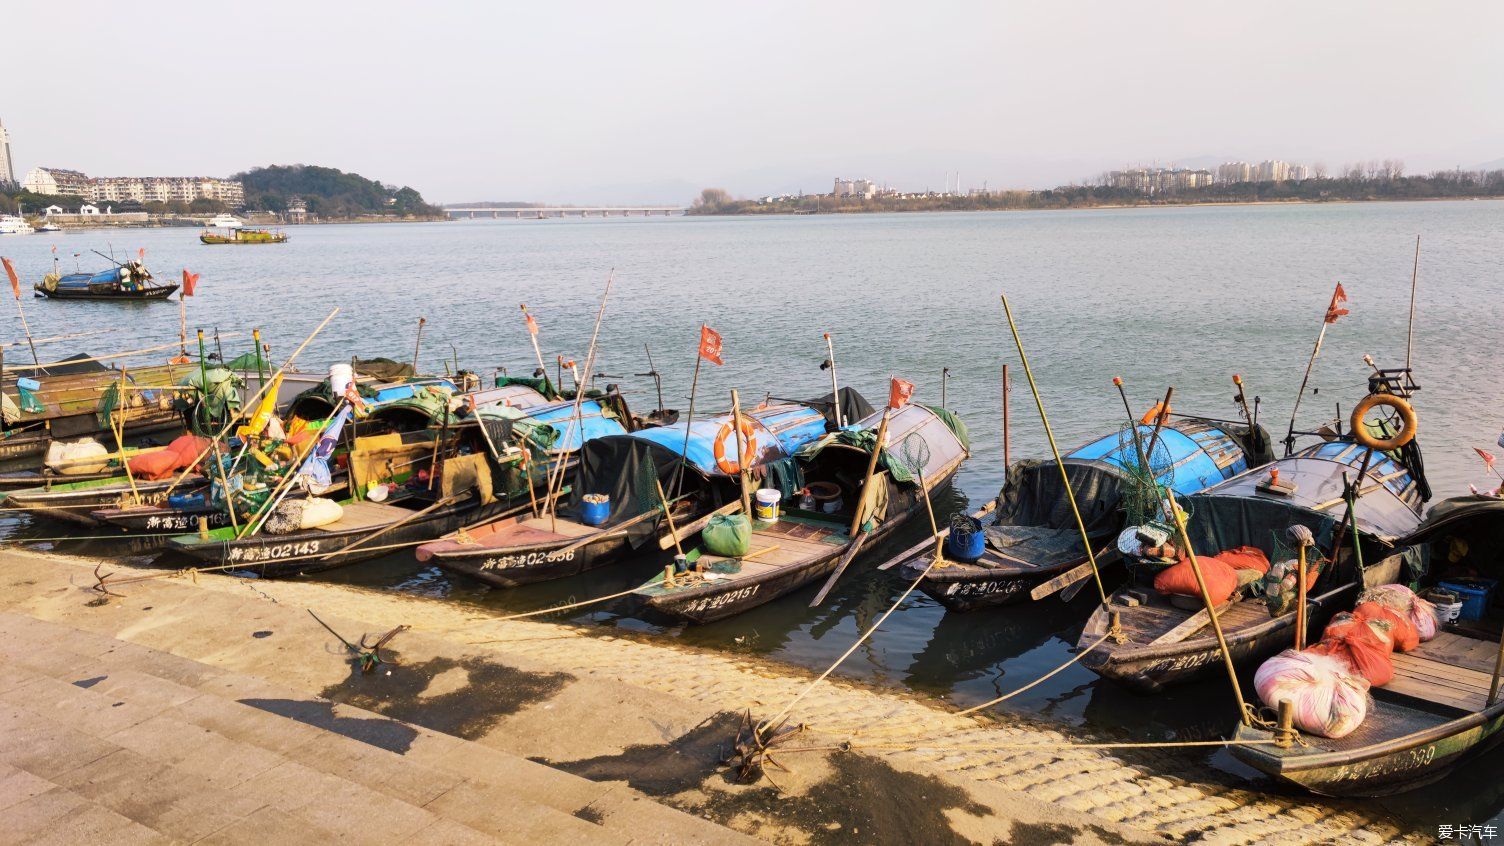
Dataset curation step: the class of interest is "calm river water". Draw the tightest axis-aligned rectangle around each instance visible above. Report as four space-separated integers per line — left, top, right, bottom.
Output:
4 201 1502 827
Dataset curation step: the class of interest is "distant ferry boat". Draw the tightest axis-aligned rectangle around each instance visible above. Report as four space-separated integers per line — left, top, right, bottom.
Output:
36 222 61 233
200 227 288 245
0 215 35 235
207 213 244 228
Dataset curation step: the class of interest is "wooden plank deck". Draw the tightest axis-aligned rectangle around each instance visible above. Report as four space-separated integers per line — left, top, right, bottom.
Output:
315 500 410 532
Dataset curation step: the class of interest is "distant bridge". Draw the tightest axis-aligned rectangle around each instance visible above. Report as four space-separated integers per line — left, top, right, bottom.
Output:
445 206 685 219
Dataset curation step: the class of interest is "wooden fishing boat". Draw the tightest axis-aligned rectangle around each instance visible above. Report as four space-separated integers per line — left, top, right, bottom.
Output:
418 397 836 588
164 413 536 576
1 356 194 473
1 474 208 525
896 415 1272 611
33 260 178 301
200 228 288 245
1078 438 1426 693
1232 495 1504 796
632 401 970 624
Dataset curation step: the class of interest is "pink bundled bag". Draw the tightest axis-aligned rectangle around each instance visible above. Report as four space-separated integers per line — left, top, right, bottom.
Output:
1254 649 1371 739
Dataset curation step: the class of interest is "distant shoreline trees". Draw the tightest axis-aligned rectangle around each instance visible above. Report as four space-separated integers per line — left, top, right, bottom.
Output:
689 167 1504 216
234 164 443 218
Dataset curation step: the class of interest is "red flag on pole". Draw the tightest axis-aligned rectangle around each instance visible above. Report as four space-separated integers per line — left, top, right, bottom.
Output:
138 247 146 261
1 257 18 300
1324 282 1349 324
698 325 724 366
181 270 199 296
1475 447 1496 470
521 305 539 336
888 377 915 409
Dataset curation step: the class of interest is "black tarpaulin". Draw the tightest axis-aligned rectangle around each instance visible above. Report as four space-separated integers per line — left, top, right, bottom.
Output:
804 387 874 429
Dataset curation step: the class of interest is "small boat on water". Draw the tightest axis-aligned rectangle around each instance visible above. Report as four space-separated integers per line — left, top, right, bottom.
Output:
34 260 177 301
1078 431 1428 693
1231 494 1504 796
895 412 1273 611
632 399 970 624
200 226 287 245
1 471 209 525
36 222 62 233
417 394 840 588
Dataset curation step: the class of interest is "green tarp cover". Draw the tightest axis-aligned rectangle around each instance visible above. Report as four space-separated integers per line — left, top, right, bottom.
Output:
493 374 562 400
224 352 270 372
353 357 416 381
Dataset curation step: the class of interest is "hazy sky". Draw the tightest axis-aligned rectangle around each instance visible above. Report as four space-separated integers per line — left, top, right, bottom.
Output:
6 2 1502 204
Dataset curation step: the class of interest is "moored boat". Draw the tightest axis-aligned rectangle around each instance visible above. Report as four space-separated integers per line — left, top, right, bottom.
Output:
417 395 838 588
200 227 288 245
1231 494 1504 796
1078 434 1427 693
632 399 970 624
896 412 1272 611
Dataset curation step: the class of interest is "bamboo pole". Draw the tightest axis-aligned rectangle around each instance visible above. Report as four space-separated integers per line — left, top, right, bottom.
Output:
1488 628 1504 707
1000 294 1109 607
2 257 42 370
1167 503 1252 726
411 317 426 373
1002 363 1010 470
24 336 245 371
162 308 339 497
543 272 613 525
1405 235 1420 372
654 477 684 557
1285 300 1336 456
110 367 142 506
730 389 752 518
824 333 843 427
671 351 704 499
849 407 892 537
521 305 546 374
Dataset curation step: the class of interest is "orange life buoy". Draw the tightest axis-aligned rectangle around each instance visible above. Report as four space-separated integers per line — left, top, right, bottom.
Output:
1350 394 1417 451
713 419 759 474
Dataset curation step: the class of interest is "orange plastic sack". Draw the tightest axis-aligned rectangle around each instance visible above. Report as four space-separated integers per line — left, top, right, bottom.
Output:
127 435 209 481
1154 556 1238 604
1311 613 1394 686
1213 546 1271 575
1354 601 1419 652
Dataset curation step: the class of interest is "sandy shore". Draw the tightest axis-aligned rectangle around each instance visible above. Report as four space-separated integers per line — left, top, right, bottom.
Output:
0 548 1424 844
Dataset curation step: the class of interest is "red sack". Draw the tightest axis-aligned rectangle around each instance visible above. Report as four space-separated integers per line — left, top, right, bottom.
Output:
1354 601 1419 652
127 435 209 481
1311 613 1394 686
1154 556 1238 604
1213 546 1271 575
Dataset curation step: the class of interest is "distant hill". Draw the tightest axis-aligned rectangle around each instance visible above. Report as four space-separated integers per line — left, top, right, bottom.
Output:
234 165 442 218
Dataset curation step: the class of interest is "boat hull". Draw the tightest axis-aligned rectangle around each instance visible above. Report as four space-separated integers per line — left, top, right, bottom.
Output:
166 496 521 577
3 476 204 526
34 284 179 301
1080 584 1353 693
908 546 1121 612
91 503 233 535
1231 707 1504 797
424 530 635 588
641 473 953 624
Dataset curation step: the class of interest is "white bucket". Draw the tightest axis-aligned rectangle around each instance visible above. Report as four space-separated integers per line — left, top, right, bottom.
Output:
755 488 781 522
329 363 355 398
1433 600 1463 624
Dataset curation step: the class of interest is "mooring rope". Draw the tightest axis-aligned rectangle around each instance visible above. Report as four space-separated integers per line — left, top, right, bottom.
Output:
756 556 940 739
954 632 1110 716
469 586 642 636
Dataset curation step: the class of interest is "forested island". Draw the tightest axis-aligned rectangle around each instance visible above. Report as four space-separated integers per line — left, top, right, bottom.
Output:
689 169 1504 215
234 165 443 219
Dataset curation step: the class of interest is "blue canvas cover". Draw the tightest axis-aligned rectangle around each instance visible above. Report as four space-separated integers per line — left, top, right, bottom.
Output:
628 402 828 477
1068 422 1250 493
370 377 461 404
513 400 628 454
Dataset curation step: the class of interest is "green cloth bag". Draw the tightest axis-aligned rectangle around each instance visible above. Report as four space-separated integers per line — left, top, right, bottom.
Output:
703 514 752 557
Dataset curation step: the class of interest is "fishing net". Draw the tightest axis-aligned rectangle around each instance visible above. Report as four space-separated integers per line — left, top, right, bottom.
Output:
898 432 931 482
1115 423 1190 529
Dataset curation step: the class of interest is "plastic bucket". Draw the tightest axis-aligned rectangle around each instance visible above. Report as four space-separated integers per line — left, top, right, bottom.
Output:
1433 600 1464 625
755 489 781 522
1437 578 1497 621
945 521 987 563
329 363 355 398
580 494 611 527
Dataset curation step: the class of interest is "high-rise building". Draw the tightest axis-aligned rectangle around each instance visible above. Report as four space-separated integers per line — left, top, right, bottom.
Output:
22 167 92 197
0 119 15 187
20 168 244 207
1217 162 1253 184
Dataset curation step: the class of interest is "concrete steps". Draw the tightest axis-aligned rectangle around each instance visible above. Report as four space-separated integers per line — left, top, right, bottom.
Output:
0 611 757 845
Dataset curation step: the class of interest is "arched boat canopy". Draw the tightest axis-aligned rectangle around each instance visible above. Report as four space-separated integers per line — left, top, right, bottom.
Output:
1195 440 1424 542
477 398 628 454
628 402 830 478
996 417 1262 537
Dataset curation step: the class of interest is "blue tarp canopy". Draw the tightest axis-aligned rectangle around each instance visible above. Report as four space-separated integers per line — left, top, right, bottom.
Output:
628 402 828 477
1069 422 1251 494
508 399 628 454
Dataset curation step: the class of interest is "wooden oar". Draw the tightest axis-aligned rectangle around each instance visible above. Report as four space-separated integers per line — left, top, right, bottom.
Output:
1149 605 1218 646
810 530 869 607
659 499 740 550
556 494 689 556
1028 544 1112 601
